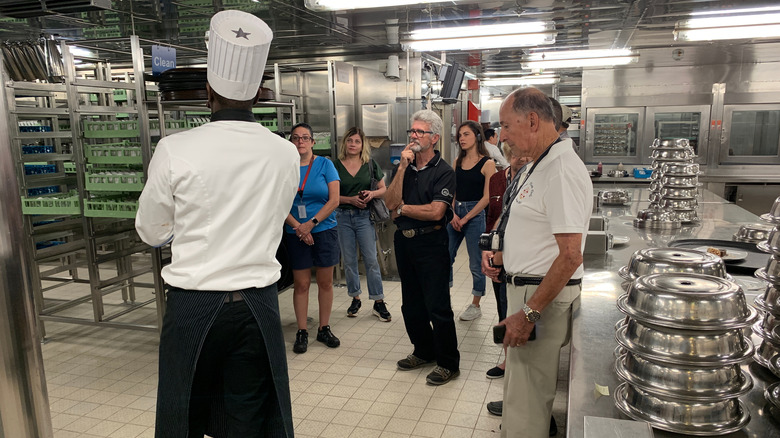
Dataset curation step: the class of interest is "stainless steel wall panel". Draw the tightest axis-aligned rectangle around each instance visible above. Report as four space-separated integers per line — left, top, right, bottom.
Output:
332 61 355 147
302 70 330 133
0 50 53 438
362 103 391 137
352 57 422 145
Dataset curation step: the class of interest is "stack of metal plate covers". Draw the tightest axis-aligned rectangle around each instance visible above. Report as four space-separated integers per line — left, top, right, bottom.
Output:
636 138 700 228
615 248 757 435
753 196 780 377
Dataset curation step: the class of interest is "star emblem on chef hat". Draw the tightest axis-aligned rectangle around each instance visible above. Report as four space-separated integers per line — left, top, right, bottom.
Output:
232 28 251 40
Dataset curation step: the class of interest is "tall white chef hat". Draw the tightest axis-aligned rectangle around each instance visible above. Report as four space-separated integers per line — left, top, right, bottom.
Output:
561 104 573 127
207 10 272 101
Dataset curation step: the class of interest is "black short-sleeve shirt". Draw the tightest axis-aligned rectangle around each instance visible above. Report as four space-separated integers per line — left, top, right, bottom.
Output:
391 150 456 230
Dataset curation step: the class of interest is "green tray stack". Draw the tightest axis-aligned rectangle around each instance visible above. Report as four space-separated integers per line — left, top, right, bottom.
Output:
21 192 81 216
84 197 139 219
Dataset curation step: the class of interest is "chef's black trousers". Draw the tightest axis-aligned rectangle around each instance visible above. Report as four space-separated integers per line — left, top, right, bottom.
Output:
188 300 276 438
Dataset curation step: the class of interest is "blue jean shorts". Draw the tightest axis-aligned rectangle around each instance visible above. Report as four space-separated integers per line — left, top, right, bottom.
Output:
285 227 340 270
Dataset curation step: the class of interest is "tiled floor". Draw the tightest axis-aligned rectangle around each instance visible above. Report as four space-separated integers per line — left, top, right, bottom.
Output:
40 248 569 437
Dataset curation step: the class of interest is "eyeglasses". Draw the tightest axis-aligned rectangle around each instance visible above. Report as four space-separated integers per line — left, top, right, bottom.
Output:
290 135 313 142
407 129 434 137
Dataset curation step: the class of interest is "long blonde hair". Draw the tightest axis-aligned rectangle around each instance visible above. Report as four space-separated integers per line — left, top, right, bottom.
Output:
338 127 370 164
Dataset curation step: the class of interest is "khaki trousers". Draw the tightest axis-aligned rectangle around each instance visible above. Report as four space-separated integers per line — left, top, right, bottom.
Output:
501 281 580 438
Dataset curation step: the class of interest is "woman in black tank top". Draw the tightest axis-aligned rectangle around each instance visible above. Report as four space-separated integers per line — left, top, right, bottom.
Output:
448 121 497 322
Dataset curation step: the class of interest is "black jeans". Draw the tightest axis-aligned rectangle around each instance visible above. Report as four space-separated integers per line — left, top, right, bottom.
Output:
492 280 508 322
394 228 460 371
188 300 276 438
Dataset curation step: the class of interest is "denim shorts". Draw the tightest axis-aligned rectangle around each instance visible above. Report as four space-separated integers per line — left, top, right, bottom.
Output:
284 228 340 270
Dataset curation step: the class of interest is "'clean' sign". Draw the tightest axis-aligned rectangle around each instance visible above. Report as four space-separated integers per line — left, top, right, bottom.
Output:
152 45 176 76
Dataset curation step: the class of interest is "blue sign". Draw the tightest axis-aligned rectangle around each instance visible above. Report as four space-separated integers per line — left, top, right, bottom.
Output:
152 45 176 76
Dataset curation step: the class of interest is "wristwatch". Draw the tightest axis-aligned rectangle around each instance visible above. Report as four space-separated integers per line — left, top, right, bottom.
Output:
396 204 404 216
311 217 319 225
523 304 541 323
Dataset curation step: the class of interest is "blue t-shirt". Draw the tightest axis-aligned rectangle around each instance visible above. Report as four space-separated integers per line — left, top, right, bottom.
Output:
286 156 340 234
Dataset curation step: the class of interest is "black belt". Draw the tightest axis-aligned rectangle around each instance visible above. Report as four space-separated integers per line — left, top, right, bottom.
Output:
400 225 442 238
505 274 582 287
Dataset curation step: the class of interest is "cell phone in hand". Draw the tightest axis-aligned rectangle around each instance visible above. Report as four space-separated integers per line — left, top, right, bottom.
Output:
493 325 506 344
493 324 535 344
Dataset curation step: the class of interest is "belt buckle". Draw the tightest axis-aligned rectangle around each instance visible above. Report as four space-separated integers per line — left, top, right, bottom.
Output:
402 229 416 238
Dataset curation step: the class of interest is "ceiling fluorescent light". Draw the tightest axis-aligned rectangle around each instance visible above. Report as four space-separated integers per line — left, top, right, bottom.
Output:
521 49 637 69
305 0 451 11
407 34 555 51
674 12 780 41
690 6 780 16
411 22 549 40
404 22 556 51
482 75 560 86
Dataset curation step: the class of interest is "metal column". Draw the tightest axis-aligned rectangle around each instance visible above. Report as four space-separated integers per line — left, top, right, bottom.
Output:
0 51 53 438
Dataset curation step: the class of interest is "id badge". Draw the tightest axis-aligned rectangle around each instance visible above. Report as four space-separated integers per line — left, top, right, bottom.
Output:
298 204 307 218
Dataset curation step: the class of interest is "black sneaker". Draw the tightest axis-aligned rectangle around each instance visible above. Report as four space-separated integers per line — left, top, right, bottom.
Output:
486 400 502 416
293 329 308 354
372 301 391 322
316 325 340 348
426 366 459 385
347 298 361 317
549 416 557 437
396 354 434 370
486 365 505 379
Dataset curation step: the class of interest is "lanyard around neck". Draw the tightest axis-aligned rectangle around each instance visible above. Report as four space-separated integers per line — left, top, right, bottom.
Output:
496 138 560 234
298 156 315 199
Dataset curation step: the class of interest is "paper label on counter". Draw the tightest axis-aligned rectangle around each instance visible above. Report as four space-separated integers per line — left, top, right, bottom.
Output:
593 382 610 399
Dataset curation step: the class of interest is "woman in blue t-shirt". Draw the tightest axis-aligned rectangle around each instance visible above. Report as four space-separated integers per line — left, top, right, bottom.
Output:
284 122 341 354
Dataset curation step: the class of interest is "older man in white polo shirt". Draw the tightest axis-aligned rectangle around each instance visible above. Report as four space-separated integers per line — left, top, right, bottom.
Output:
482 87 592 438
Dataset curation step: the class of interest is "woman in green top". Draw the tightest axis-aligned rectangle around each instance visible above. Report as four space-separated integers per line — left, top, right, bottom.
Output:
334 127 391 322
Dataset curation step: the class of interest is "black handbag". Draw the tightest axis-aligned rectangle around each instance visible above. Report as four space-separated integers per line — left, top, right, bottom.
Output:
367 159 391 223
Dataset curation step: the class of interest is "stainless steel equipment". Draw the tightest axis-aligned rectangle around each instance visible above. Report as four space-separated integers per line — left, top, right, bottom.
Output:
619 248 727 281
614 382 751 436
632 205 681 229
617 273 756 329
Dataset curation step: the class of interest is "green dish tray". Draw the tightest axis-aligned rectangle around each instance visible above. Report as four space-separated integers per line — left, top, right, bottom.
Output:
83 120 139 138
84 197 139 219
85 171 145 192
149 119 187 131
258 120 277 130
21 194 81 216
85 142 144 164
64 162 76 173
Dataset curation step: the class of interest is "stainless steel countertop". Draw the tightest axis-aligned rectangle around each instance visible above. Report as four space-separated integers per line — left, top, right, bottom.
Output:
568 187 778 438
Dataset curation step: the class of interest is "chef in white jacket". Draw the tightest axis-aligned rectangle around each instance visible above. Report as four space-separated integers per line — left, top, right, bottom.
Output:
136 10 298 438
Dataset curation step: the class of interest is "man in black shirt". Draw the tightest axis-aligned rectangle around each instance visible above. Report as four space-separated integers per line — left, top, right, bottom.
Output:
386 109 460 386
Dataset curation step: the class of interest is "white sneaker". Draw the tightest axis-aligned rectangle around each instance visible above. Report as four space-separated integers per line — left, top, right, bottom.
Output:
459 304 482 321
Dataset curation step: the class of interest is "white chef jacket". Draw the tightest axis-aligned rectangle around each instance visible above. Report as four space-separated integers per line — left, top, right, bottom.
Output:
503 138 592 278
485 141 510 170
136 117 299 291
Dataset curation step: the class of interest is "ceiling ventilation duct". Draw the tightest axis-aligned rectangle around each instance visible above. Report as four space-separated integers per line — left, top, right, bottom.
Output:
0 0 111 19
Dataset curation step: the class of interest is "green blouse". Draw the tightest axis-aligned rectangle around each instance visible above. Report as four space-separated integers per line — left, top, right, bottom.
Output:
334 159 384 209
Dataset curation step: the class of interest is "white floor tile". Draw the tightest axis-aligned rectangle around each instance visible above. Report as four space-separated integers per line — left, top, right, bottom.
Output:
42 245 570 437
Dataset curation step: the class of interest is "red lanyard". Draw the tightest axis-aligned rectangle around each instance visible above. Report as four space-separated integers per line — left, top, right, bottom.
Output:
298 156 315 199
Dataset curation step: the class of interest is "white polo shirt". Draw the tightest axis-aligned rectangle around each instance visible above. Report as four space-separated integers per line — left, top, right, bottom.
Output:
136 119 299 291
485 141 510 170
503 138 592 278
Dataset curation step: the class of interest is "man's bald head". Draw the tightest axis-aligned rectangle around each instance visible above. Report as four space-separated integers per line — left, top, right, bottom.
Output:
504 88 556 124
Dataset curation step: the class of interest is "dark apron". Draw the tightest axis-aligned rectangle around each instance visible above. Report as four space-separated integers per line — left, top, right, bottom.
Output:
155 286 293 438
